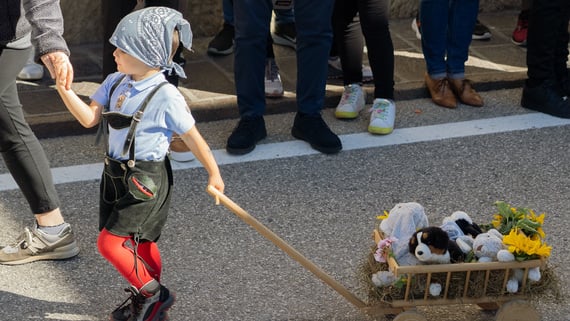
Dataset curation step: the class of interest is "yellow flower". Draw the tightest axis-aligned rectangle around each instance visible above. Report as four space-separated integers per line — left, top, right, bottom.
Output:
376 210 389 220
503 229 551 259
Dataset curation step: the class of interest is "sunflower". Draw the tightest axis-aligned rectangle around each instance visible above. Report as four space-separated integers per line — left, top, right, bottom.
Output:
503 228 552 260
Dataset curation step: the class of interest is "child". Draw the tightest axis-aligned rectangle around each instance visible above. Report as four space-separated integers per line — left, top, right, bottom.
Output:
52 7 224 321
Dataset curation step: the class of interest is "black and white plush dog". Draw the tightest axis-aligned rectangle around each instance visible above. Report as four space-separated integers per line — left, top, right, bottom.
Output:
408 226 465 264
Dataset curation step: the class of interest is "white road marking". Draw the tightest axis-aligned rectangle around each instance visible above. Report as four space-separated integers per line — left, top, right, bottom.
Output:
1 113 569 191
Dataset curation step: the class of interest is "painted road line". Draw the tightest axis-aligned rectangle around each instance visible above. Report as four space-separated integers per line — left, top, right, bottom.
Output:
1 113 569 191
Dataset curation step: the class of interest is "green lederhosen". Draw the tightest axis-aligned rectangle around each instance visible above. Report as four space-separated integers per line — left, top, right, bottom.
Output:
99 156 173 242
98 77 172 242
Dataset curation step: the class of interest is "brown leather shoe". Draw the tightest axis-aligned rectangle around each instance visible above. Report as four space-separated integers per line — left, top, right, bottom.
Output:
424 73 457 108
449 78 484 107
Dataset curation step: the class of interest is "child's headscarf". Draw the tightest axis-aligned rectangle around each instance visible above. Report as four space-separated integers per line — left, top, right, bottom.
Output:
110 6 193 78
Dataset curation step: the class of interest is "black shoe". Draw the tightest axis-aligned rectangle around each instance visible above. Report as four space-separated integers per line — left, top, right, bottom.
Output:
226 116 267 155
272 22 296 49
207 23 235 56
521 80 570 118
291 113 342 154
472 20 492 40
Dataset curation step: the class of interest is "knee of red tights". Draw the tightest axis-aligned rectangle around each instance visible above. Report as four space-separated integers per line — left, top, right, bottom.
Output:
97 228 129 259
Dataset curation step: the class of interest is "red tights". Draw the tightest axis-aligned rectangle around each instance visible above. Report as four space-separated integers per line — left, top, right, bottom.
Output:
97 228 162 290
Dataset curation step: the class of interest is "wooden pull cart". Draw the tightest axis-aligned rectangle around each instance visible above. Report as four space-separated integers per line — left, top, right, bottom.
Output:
207 186 543 321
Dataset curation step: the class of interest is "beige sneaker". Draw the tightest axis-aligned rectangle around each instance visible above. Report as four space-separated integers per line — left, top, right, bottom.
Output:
0 223 79 265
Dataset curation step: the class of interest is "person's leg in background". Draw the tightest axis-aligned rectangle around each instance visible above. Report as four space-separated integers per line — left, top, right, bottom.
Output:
446 0 483 107
207 0 236 56
359 0 396 134
225 0 271 154
264 33 285 98
332 1 367 120
272 7 296 49
0 46 79 265
512 0 532 46
420 0 457 108
291 0 342 154
521 0 570 118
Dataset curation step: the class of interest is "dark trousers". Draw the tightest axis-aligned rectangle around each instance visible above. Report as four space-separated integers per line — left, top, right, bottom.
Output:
0 46 60 214
332 0 394 99
234 0 333 118
526 0 570 84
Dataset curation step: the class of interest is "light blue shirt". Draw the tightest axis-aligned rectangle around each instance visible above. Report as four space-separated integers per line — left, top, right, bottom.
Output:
91 72 195 161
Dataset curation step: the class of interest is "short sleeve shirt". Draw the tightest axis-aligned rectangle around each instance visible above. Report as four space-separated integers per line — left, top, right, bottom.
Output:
91 72 195 161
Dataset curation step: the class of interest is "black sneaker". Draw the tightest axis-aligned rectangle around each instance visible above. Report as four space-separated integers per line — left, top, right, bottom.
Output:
207 23 235 56
521 80 570 118
272 22 296 49
0 223 79 265
472 20 492 40
111 284 175 321
226 116 267 155
291 112 342 154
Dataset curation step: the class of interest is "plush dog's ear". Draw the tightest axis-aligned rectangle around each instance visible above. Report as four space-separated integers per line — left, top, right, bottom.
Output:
425 227 450 250
409 232 418 254
456 219 483 237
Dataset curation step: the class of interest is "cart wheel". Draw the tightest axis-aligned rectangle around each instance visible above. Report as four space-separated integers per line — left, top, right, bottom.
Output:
393 311 427 321
495 300 539 321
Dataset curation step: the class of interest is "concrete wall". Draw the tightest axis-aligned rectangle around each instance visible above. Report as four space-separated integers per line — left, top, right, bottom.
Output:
60 0 519 45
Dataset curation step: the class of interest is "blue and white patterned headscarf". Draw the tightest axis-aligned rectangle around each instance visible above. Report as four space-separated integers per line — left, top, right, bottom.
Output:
110 6 192 78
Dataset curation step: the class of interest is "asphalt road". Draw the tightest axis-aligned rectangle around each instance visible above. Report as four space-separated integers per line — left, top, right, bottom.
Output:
1 88 569 321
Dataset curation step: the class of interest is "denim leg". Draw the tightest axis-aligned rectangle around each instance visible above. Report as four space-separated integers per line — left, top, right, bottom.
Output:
294 0 334 115
234 0 272 118
0 47 60 214
446 0 478 79
420 0 449 79
223 0 234 26
274 8 295 25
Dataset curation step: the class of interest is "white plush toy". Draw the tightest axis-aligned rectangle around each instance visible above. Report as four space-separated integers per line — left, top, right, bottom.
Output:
380 202 429 266
456 229 541 293
371 271 398 287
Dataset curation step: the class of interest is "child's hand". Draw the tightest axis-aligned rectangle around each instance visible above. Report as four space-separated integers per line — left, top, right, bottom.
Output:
208 175 225 194
40 51 74 90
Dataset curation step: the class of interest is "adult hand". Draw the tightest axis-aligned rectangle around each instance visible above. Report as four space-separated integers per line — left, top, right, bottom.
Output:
41 51 74 90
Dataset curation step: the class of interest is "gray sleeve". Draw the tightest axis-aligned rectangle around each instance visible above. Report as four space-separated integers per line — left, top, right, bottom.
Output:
23 0 69 59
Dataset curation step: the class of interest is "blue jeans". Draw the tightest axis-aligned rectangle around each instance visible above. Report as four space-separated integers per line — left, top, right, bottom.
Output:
234 0 334 117
420 0 479 79
223 0 295 26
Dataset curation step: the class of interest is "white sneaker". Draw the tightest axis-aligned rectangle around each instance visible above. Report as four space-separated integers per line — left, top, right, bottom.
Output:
368 98 395 135
335 83 365 119
264 58 284 98
18 48 44 80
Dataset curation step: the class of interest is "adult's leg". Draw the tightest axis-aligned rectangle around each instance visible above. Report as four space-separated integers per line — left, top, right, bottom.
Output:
446 0 479 79
526 0 565 85
233 0 272 118
294 0 334 115
359 0 394 99
332 0 363 85
419 0 449 79
0 47 61 217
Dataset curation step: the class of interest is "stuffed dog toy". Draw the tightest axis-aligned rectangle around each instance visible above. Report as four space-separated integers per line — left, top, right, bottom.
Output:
409 226 465 264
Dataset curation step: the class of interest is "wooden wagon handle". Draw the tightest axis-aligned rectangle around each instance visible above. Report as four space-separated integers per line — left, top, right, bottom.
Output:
206 185 367 309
